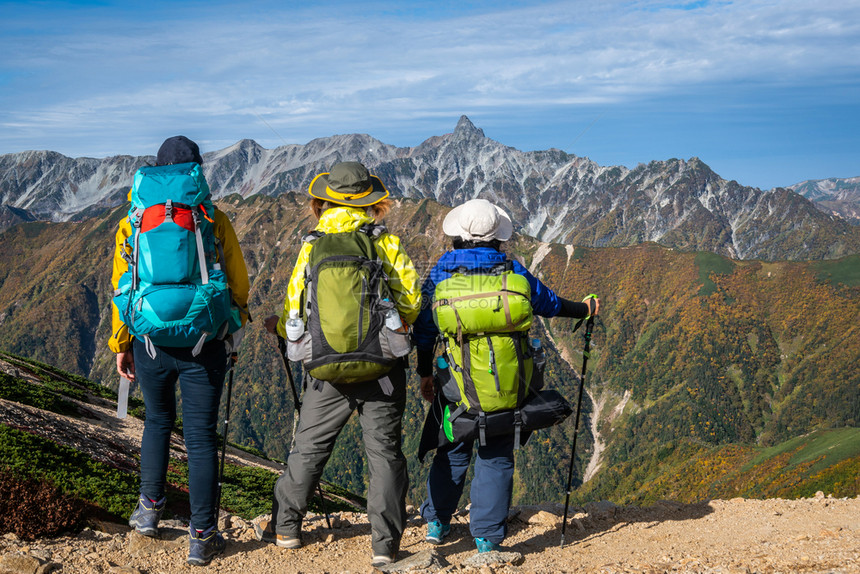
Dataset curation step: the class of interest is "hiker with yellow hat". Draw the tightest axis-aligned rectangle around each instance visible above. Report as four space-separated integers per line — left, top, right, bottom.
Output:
260 161 421 568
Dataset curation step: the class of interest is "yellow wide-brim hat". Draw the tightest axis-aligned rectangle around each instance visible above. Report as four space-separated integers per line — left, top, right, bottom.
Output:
309 161 389 207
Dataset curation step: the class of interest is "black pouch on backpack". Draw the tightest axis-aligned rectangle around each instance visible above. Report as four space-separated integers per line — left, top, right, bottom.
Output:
441 388 572 445
519 388 572 430
436 407 516 449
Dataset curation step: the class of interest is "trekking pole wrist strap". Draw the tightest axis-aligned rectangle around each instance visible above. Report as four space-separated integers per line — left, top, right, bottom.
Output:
572 295 598 333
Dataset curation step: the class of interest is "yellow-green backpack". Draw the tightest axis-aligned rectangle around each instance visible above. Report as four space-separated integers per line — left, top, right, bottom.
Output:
433 263 534 413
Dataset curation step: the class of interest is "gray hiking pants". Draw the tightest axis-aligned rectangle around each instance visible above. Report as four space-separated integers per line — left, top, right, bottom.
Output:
273 365 408 556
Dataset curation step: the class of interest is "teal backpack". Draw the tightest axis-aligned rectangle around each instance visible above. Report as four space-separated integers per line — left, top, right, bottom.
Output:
113 162 238 356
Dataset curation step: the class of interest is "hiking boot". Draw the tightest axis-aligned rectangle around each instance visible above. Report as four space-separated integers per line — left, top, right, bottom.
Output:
253 518 301 548
370 554 394 568
253 518 276 543
187 526 226 566
475 537 501 553
128 495 165 537
276 534 301 549
425 520 451 545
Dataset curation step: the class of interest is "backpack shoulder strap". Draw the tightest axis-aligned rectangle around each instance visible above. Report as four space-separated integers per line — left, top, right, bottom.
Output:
490 260 513 274
361 223 387 238
360 224 387 256
357 224 388 262
303 230 326 244
453 260 511 276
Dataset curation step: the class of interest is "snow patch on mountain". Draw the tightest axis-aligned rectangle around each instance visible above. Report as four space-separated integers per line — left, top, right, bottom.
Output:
529 244 553 274
1 117 857 259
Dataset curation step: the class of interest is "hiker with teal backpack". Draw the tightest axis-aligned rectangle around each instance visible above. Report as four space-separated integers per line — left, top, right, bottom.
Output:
110 136 251 567
413 198 599 553
260 162 421 568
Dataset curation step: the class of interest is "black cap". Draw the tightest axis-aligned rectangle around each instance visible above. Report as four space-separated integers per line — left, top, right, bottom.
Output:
156 135 203 166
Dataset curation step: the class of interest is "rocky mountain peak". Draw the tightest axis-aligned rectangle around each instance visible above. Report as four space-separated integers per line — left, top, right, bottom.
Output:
453 115 485 139
206 138 266 165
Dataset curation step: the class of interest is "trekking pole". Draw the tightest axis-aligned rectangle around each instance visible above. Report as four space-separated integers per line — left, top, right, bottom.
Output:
277 336 302 408
217 353 238 516
277 336 332 529
560 298 597 547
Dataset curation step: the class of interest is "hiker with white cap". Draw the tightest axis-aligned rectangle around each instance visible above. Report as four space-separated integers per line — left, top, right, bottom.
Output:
413 198 599 553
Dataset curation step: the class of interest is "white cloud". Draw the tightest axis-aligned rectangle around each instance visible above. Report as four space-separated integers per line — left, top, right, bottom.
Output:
1 0 859 164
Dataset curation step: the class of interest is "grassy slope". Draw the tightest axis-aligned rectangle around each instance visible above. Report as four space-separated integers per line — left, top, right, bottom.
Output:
570 428 860 506
0 352 361 538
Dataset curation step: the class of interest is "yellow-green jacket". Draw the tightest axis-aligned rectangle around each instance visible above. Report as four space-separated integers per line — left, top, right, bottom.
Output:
109 207 251 353
275 206 421 339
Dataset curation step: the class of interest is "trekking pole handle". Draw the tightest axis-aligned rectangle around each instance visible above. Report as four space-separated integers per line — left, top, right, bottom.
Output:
582 294 598 318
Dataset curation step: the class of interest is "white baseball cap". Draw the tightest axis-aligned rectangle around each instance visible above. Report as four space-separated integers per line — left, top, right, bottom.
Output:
442 198 513 242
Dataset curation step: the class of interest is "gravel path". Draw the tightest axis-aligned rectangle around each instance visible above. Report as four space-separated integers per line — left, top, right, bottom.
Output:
1 494 857 573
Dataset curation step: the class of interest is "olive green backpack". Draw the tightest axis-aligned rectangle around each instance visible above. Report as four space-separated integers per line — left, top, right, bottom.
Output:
292 225 411 384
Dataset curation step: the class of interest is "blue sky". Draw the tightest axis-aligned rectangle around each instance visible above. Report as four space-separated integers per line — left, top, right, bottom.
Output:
1 0 858 190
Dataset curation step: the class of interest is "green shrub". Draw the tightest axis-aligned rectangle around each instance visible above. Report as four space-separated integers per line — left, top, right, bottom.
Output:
0 424 139 519
0 373 81 418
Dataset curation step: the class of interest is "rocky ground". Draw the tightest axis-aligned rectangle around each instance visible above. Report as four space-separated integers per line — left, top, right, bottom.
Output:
1 493 857 574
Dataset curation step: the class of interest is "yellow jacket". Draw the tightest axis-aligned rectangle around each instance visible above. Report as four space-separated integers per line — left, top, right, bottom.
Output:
109 207 251 353
275 206 421 339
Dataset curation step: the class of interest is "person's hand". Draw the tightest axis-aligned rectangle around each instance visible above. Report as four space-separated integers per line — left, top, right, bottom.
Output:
263 314 279 334
420 376 435 402
584 295 600 317
116 350 135 381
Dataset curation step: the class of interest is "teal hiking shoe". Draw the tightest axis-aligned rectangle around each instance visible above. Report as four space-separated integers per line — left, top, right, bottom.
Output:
425 520 451 544
187 526 226 566
128 495 165 537
475 537 501 553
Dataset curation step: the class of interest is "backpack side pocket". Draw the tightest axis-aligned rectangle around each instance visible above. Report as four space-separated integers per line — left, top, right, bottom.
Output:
287 332 313 362
380 326 412 358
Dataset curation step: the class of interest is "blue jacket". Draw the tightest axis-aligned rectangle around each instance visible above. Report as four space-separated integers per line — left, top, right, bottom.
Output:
413 248 564 362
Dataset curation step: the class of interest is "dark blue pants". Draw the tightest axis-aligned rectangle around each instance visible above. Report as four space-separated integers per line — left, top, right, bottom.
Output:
420 433 515 544
133 337 228 532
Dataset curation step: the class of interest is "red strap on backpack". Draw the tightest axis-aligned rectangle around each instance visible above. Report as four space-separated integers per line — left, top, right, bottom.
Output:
140 204 195 233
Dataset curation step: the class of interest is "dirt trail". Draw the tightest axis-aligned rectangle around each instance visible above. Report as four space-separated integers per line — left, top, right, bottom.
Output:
1 495 858 573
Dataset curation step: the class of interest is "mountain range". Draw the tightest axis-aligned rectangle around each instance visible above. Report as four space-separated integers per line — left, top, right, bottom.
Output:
790 176 860 223
2 116 859 261
1 116 858 508
0 190 857 506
